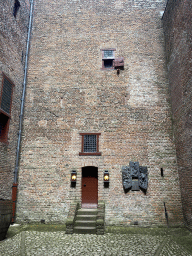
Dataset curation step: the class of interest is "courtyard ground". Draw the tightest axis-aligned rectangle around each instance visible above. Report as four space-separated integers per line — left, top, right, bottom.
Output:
0 225 192 255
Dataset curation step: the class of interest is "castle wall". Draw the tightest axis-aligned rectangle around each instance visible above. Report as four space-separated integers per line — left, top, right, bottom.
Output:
163 0 192 230
17 0 184 226
0 0 29 199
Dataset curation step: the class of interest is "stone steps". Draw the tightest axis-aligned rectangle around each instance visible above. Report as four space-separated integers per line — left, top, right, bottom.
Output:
76 215 97 221
73 226 96 234
77 209 98 215
73 208 97 234
74 220 96 227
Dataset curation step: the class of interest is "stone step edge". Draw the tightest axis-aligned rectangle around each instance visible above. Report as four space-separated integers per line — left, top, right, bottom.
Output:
75 220 96 223
74 226 96 230
79 208 98 210
76 215 97 217
78 209 98 212
76 212 97 216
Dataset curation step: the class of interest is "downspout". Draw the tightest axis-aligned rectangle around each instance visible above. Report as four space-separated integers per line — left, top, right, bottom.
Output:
12 0 34 223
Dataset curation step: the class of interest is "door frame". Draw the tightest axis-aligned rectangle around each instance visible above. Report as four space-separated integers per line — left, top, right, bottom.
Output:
81 166 98 208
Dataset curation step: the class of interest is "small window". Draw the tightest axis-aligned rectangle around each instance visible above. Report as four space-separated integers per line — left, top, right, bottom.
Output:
0 74 14 143
84 135 97 152
103 50 114 59
79 133 101 156
101 49 115 69
13 0 21 18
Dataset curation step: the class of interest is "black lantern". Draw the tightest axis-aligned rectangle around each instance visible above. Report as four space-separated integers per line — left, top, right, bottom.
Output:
71 170 77 187
104 170 109 188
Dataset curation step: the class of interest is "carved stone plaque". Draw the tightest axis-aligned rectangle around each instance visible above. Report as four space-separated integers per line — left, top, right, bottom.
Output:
122 166 132 189
138 166 148 190
131 178 140 191
122 162 148 191
130 161 139 178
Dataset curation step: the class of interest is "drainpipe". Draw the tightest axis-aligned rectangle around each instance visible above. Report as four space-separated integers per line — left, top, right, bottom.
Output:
12 0 34 223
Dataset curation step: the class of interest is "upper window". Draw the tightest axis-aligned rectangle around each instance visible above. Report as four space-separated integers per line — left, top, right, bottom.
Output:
84 135 97 152
79 133 101 156
0 74 14 143
101 49 116 69
103 50 114 59
13 0 21 18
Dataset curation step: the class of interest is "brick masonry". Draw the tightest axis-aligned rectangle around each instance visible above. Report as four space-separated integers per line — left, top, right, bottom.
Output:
0 0 29 199
14 0 185 227
163 0 192 230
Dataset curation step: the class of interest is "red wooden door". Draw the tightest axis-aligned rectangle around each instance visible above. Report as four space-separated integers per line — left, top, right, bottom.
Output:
82 167 98 207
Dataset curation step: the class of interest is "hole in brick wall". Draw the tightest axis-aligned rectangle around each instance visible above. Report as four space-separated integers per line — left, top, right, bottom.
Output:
13 0 20 18
21 51 23 62
0 113 9 143
161 168 164 177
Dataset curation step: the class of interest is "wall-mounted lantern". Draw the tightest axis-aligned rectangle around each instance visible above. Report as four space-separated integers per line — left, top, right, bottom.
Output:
71 170 77 187
104 170 109 188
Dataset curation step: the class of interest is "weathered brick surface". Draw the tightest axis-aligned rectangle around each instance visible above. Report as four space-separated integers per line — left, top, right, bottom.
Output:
0 0 29 199
16 0 184 226
163 0 192 230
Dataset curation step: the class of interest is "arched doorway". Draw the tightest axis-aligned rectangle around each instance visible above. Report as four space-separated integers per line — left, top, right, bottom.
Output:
81 166 98 208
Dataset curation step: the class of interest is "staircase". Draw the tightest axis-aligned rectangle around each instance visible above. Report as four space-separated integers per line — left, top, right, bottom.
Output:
73 208 97 234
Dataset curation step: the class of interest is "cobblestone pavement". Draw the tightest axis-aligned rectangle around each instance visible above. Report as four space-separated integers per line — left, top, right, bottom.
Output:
0 231 191 256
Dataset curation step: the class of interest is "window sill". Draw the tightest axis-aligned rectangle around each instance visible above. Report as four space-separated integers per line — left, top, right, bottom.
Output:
79 152 102 156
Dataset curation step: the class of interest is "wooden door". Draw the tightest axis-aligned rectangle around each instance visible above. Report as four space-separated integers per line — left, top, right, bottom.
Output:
82 167 98 207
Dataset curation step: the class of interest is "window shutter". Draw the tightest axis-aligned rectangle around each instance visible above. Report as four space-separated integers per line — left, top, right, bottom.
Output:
1 77 13 114
113 57 124 68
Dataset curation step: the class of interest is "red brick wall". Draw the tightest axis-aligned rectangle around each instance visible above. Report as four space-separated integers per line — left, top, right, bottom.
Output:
16 0 184 226
0 0 29 199
163 0 192 230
